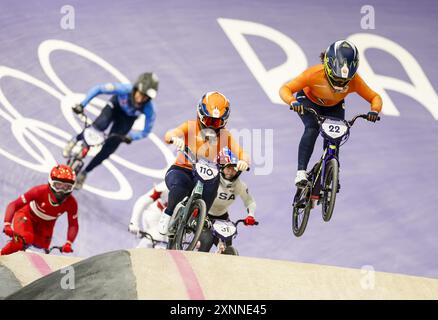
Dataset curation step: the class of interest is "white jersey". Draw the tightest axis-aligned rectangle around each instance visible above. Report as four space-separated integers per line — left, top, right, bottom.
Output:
209 176 256 217
130 181 169 249
138 203 168 249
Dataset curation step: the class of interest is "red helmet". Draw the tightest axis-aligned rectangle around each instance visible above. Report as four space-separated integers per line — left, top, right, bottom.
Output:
48 165 76 197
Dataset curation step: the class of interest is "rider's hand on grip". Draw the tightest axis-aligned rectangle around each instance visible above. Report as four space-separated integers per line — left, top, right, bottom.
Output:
171 137 185 152
237 160 249 172
366 111 379 122
72 104 84 115
128 222 140 235
290 101 304 115
61 242 73 253
3 223 14 238
243 215 256 226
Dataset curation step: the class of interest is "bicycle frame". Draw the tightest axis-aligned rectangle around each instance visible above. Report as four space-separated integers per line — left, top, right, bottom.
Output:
166 145 219 249
292 106 380 236
66 113 125 174
309 137 340 197
303 106 379 197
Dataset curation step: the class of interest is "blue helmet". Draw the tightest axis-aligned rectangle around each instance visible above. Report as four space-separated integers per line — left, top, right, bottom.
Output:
323 40 359 91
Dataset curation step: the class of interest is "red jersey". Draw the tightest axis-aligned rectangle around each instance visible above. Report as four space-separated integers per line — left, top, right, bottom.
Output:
4 184 79 243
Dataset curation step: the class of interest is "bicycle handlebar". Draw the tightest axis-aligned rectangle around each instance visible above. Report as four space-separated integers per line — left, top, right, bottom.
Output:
303 106 380 127
44 246 68 254
76 112 128 144
233 219 259 227
138 231 168 247
169 139 251 172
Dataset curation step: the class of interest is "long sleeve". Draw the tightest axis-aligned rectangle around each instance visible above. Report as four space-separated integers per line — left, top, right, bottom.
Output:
4 186 40 224
66 200 79 243
165 122 188 144
130 183 164 228
235 179 256 217
279 70 309 106
80 83 132 107
129 103 157 141
4 198 24 224
351 74 383 113
227 133 250 164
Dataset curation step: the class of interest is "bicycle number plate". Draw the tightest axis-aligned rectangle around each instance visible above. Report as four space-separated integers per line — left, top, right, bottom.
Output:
213 220 236 238
195 160 219 181
83 127 105 146
321 120 348 139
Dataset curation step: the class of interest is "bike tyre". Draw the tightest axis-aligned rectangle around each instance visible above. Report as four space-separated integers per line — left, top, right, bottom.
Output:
292 186 311 237
175 198 207 251
322 158 339 222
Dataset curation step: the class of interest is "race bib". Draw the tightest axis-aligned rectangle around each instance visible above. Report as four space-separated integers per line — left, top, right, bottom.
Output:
213 220 237 238
83 127 105 146
321 120 348 139
195 160 218 181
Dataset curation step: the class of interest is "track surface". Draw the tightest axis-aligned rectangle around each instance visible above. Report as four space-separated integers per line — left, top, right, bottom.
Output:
0 0 437 279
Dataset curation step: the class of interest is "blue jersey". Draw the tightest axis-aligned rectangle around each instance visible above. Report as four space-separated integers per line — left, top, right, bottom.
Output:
81 82 156 141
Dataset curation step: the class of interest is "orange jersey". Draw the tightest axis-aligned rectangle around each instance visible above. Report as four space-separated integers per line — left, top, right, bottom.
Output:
165 120 249 170
279 64 382 112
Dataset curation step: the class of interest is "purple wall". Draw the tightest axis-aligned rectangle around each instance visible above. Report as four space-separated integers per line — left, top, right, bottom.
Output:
0 0 437 278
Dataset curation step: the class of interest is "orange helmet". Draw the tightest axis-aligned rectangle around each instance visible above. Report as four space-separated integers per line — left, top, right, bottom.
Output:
48 164 76 203
197 91 230 131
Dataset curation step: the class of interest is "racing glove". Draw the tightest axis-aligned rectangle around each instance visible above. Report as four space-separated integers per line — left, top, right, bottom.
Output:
367 111 379 122
243 216 256 226
290 101 304 115
128 222 140 235
61 242 73 253
171 137 185 152
72 104 84 115
3 223 14 238
237 160 249 172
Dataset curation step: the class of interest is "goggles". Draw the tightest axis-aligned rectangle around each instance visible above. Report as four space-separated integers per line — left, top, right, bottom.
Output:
49 179 75 193
201 116 224 129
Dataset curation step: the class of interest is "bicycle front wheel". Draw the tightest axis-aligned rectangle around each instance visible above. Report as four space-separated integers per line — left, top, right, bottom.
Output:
292 186 312 237
322 158 339 222
175 198 207 251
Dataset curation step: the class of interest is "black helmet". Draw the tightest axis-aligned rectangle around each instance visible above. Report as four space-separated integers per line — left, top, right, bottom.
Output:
133 72 159 99
323 40 359 91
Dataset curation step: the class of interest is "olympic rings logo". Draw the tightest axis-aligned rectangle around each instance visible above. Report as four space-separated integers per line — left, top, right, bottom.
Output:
0 39 175 200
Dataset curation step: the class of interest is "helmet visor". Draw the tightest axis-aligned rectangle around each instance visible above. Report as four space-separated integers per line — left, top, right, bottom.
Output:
202 116 224 129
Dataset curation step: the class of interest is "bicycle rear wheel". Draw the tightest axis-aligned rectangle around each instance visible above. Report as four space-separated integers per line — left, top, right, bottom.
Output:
175 198 207 251
322 158 339 222
292 186 311 237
